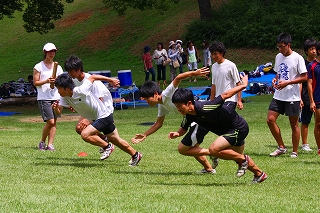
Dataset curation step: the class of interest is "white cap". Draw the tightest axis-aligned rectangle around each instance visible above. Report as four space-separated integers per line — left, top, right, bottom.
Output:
43 43 57 51
176 39 183 44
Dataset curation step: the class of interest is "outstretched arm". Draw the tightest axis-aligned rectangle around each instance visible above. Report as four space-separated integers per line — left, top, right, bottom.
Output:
88 74 120 87
131 115 166 144
172 67 210 88
221 74 248 101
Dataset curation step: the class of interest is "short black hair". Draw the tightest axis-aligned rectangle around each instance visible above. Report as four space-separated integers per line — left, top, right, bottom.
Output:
140 81 162 98
304 38 317 55
55 73 75 90
172 88 195 105
316 41 320 56
64 55 84 72
276 33 292 45
157 42 164 50
209 41 226 57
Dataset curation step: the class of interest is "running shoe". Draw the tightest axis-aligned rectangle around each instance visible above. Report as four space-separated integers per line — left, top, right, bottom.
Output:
38 141 46 151
210 156 219 169
100 143 115 160
269 147 287 157
252 172 268 183
236 155 249 177
129 152 142 166
302 144 312 151
290 152 298 158
46 144 55 151
197 169 216 174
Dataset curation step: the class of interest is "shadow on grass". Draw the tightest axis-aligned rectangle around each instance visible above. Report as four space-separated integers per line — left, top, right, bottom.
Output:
148 181 249 187
32 157 124 168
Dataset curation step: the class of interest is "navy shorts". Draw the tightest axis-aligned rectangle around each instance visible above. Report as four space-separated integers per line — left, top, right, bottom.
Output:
91 114 116 135
181 123 209 147
268 98 300 116
224 101 236 110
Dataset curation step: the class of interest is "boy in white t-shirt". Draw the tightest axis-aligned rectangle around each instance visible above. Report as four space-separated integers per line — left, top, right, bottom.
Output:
64 55 113 157
53 73 142 166
267 33 308 158
132 68 219 174
209 41 243 110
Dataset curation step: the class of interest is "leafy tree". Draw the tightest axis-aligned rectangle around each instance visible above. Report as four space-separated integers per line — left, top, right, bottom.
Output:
0 0 74 34
102 0 213 19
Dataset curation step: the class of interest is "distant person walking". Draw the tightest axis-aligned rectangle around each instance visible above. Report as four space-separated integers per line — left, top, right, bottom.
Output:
142 46 156 82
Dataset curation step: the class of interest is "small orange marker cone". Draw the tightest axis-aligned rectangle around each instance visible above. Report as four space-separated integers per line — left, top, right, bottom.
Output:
78 152 88 157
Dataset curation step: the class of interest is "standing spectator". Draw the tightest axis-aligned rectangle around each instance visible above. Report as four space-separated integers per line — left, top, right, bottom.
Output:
153 42 168 86
202 40 212 80
33 43 63 151
267 33 308 158
307 41 320 155
300 38 317 151
176 39 184 74
142 46 156 82
168 41 179 82
209 41 243 110
186 40 199 82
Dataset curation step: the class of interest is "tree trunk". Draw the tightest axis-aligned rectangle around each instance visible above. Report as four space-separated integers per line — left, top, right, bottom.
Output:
197 0 213 20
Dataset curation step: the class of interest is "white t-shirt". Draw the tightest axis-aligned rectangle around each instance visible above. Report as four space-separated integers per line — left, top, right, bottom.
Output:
73 73 114 113
59 79 112 121
34 61 63 100
158 82 180 117
274 51 307 101
211 59 240 102
153 49 168 65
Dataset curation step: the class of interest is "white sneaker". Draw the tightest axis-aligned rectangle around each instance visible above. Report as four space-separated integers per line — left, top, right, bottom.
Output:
270 147 287 157
100 143 115 160
290 152 298 158
197 169 216 174
302 144 312 151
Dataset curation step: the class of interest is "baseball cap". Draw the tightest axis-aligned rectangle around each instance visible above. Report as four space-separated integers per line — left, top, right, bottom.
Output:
43 43 57 51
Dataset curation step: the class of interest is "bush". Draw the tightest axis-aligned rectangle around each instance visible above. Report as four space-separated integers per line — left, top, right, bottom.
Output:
184 0 320 49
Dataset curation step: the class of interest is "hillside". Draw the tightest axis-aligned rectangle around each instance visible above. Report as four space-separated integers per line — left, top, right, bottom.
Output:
0 0 279 86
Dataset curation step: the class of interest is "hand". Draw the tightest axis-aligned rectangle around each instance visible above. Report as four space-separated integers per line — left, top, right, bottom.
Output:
52 100 59 110
109 78 120 88
275 80 288 90
237 100 244 110
47 77 55 84
195 67 210 77
131 134 146 144
168 132 179 139
310 102 316 112
69 106 76 113
240 74 248 86
77 119 90 133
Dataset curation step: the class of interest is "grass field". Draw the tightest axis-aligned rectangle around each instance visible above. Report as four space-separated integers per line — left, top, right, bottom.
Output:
0 94 319 213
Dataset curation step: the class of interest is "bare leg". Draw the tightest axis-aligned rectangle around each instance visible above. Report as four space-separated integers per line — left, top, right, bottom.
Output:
178 143 212 171
41 118 57 146
301 123 309 145
289 115 300 153
267 110 285 148
314 109 320 149
107 128 136 156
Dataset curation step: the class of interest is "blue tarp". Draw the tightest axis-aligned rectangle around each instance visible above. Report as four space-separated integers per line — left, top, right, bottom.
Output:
0 112 20 116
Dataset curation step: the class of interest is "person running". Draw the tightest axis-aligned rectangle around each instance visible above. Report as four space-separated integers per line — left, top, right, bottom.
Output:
64 55 114 157
132 68 218 174
53 73 142 166
170 74 267 183
33 43 63 151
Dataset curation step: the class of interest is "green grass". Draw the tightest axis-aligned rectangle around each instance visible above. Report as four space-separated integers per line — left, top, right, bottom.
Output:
1 95 320 212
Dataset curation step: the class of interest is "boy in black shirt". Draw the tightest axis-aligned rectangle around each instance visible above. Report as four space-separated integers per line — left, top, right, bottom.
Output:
170 74 267 183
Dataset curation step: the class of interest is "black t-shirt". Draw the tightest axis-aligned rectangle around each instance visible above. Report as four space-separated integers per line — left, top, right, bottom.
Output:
181 95 247 135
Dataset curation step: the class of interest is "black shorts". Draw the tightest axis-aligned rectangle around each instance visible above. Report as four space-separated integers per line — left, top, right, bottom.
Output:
181 123 209 147
224 101 236 110
268 98 300 116
299 105 313 124
222 125 249 147
91 114 116 135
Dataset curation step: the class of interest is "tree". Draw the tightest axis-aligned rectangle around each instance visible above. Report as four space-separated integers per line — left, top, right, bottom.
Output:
102 0 213 19
0 0 74 34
